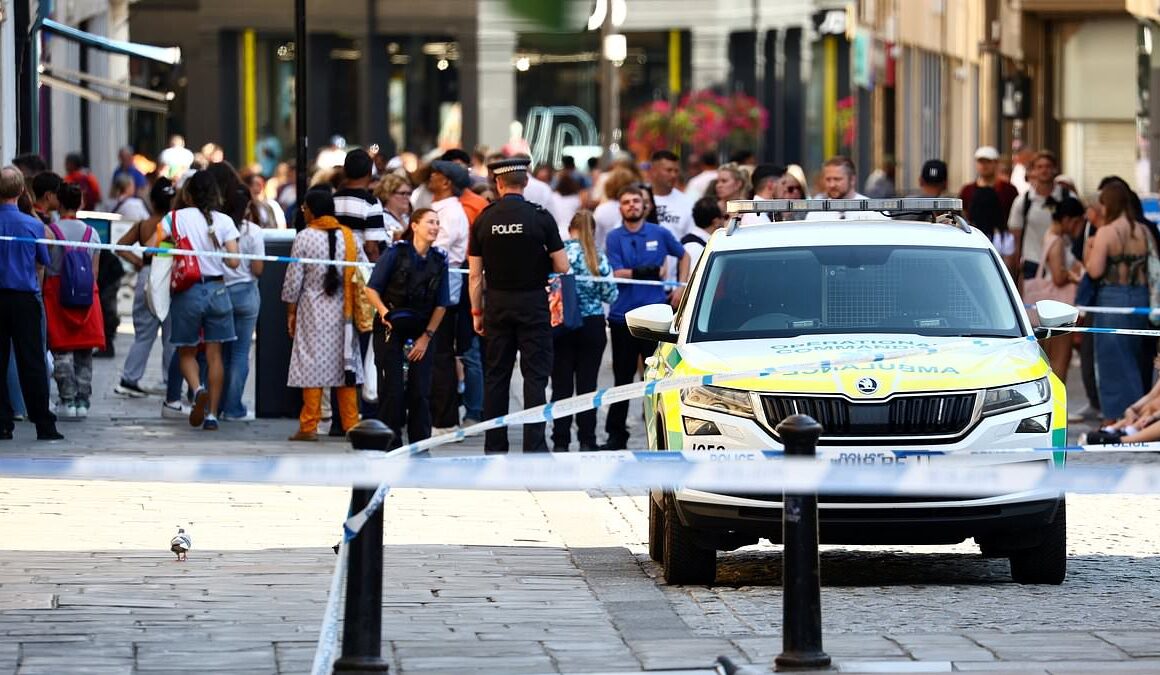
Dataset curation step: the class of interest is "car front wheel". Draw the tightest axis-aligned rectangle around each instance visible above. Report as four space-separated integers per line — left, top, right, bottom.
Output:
662 496 717 585
1009 500 1067 585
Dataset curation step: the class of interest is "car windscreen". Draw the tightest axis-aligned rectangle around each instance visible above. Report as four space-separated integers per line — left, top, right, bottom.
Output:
689 245 1024 342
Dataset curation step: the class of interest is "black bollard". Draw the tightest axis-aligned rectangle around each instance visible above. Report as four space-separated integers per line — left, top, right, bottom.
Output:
333 419 394 673
774 414 831 671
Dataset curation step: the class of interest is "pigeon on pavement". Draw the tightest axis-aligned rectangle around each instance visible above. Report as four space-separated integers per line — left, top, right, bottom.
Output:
715 655 766 674
170 526 191 562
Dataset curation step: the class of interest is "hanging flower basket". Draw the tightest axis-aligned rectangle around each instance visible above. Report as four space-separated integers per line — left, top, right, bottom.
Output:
626 90 768 158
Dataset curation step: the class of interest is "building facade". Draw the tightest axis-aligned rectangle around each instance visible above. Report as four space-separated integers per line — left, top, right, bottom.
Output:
131 0 851 172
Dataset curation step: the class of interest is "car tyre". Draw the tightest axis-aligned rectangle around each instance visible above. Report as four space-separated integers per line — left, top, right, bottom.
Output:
1009 500 1066 585
648 495 666 562
662 497 717 585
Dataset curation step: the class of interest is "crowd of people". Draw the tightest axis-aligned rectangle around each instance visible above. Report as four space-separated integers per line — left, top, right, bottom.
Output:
0 135 1156 448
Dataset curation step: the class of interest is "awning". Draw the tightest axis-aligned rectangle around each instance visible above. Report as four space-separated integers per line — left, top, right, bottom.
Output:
38 73 170 114
36 18 181 114
40 18 181 65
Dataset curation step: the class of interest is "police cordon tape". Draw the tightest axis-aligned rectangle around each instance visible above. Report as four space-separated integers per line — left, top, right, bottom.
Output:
0 233 683 289
5 450 1160 494
336 334 1044 537
311 539 348 675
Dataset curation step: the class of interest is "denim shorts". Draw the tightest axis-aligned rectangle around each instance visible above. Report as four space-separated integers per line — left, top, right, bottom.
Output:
169 281 236 347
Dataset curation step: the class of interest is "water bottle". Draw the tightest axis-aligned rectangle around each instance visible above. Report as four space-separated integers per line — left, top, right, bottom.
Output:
402 338 414 379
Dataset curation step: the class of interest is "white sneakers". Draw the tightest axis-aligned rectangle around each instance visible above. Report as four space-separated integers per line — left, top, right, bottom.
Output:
161 401 186 419
56 402 77 420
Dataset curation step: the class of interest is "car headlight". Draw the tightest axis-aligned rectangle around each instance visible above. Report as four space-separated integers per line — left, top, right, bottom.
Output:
680 385 755 419
982 377 1050 416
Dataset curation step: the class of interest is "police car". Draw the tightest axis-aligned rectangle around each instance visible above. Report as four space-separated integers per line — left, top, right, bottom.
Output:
626 198 1076 586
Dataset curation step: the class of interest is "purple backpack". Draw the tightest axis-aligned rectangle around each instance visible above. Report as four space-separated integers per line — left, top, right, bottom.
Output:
47 222 95 308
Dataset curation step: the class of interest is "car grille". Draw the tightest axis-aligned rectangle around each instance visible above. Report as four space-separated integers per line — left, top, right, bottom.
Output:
760 393 978 438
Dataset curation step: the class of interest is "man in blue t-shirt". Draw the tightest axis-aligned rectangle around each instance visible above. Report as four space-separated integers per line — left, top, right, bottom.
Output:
603 184 690 449
0 166 62 441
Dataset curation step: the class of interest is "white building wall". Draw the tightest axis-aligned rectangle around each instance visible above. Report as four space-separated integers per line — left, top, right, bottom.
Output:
1 0 17 165
45 0 129 192
1057 18 1139 194
49 37 82 173
84 0 130 198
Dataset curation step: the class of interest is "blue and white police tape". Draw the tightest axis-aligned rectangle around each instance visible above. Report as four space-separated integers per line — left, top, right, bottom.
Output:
310 539 347 675
0 233 681 289
5 451 1160 494
1043 325 1160 338
329 335 1035 539
1074 305 1160 317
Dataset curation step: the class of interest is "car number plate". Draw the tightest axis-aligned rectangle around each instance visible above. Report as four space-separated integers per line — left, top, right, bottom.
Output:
820 450 937 465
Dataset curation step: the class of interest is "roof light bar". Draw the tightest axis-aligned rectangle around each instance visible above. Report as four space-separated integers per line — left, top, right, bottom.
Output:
725 197 963 215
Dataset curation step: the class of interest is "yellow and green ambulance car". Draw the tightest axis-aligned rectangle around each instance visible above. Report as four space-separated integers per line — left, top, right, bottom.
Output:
626 198 1074 586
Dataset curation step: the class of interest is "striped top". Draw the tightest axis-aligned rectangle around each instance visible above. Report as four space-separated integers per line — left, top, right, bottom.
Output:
334 187 386 242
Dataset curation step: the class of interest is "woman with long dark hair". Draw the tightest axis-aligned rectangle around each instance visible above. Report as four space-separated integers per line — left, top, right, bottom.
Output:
146 170 242 431
1085 181 1154 424
282 189 367 441
364 208 450 447
207 162 265 420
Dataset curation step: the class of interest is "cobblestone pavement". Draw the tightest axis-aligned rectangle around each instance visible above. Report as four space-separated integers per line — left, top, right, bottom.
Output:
1 326 1159 674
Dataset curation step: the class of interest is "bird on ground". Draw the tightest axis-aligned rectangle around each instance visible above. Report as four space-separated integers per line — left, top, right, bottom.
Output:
715 655 766 675
170 526 191 562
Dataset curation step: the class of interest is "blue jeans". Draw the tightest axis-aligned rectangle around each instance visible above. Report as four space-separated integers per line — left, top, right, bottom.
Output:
1093 284 1152 419
5 350 25 418
461 335 483 421
220 282 260 417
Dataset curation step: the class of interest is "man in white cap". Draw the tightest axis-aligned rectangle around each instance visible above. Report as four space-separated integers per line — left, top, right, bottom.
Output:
960 146 1020 264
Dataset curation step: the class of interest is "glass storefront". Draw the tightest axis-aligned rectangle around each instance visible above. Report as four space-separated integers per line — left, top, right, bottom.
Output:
514 30 688 166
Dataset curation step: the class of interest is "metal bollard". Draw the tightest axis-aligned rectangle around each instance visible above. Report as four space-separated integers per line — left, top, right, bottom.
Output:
774 414 831 671
333 419 394 673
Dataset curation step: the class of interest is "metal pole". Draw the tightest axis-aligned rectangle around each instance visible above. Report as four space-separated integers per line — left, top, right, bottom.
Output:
774 414 830 672
294 0 307 212
14 0 33 153
599 7 620 156
358 0 374 147
333 420 394 673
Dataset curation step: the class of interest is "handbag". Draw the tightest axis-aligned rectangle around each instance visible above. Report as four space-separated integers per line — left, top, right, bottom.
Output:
361 344 378 403
343 229 375 336
144 222 173 320
1022 235 1076 319
548 274 583 334
169 209 202 293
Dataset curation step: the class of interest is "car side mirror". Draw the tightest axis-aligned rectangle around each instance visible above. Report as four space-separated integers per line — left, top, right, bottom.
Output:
626 304 678 343
1033 299 1079 338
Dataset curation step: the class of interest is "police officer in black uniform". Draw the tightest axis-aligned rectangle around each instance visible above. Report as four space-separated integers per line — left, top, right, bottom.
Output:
469 157 570 453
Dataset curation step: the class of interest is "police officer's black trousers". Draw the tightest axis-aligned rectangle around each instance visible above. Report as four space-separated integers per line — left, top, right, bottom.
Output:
604 320 658 449
483 289 552 454
373 323 433 449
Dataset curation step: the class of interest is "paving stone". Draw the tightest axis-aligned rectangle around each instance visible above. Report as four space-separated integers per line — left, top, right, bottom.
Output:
967 632 1127 662
889 633 996 661
1094 631 1160 658
627 637 746 670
